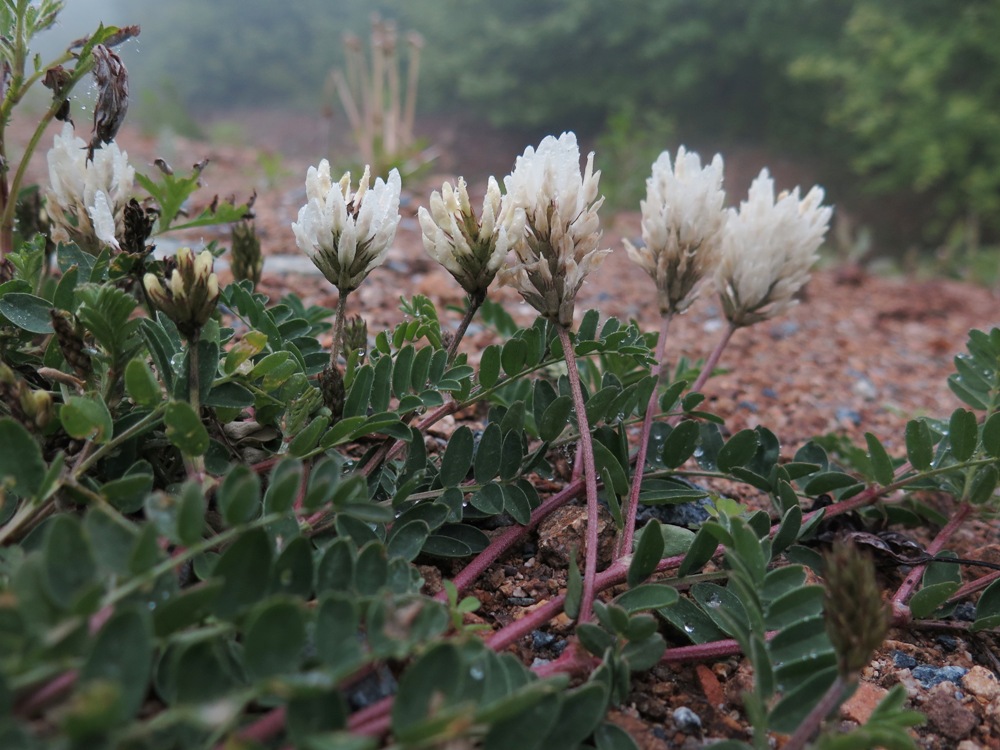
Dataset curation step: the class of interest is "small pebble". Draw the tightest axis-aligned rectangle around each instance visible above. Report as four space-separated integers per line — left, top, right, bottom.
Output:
912 665 968 689
770 321 800 340
737 400 758 413
951 602 977 622
892 651 918 669
962 665 1000 701
507 596 536 606
835 407 862 426
935 635 958 652
531 630 557 650
672 706 702 732
762 387 779 399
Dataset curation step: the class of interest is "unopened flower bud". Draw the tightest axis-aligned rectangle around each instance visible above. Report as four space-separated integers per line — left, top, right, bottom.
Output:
823 540 889 676
143 249 220 338
230 220 263 287
22 389 53 429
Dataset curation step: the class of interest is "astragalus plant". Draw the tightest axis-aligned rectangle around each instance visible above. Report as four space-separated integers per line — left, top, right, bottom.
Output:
2 5 998 750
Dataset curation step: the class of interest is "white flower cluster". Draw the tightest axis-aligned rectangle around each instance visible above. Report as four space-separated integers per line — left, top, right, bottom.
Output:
292 161 401 294
496 132 610 327
292 135 831 334
418 176 519 299
45 122 134 254
716 170 833 326
628 149 832 327
625 147 726 314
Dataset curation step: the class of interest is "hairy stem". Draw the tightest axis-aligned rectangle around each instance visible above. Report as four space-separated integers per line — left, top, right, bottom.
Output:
557 325 600 623
891 501 974 620
447 291 484 362
329 290 350 367
618 312 672 557
687 320 736 396
783 674 848 750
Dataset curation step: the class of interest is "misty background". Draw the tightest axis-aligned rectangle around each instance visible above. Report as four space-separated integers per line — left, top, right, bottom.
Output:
30 0 1000 260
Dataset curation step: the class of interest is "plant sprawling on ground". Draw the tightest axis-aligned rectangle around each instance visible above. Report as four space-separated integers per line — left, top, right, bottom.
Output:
2 4 998 749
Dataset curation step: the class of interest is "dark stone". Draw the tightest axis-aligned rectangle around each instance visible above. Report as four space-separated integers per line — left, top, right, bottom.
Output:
912 664 968 689
672 706 702 732
892 650 917 669
935 635 959 652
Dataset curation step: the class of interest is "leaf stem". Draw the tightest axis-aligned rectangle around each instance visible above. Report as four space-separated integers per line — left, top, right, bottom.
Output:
783 674 848 750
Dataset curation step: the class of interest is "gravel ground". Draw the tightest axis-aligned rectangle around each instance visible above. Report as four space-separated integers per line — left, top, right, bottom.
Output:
12 109 1000 748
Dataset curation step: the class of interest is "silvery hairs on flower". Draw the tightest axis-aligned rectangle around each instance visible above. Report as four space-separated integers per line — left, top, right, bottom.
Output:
292 161 401 294
418 176 519 299
624 147 726 315
46 122 134 254
716 169 832 327
497 132 609 328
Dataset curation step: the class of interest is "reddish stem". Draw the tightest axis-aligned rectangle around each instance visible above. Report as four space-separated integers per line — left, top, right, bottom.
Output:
356 400 460 478
687 321 736 395
230 706 287 746
14 670 78 717
618 312 672 557
348 695 394 736
439 479 583 601
891 501 974 620
557 325 601 623
949 567 1000 605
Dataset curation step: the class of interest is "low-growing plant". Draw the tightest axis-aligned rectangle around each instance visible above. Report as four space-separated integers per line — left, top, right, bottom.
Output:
2 4 998 749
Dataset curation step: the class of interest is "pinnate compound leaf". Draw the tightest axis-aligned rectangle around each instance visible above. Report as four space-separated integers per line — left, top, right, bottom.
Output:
968 463 999 505
0 418 45 496
973 578 1000 632
79 606 153 725
983 412 1000 457
905 419 934 471
439 425 474 487
392 642 464 737
244 599 307 679
0 293 54 333
217 464 261 526
479 344 501 388
565 550 583 620
614 584 678 613
44 515 97 610
627 519 664 587
61 395 114 444
543 683 609 747
717 429 759 472
164 400 209 456
212 528 273 620
125 358 162 408
538 395 573 442
949 408 979 462
661 419 700 469
595 722 640 750
909 581 960 619
768 666 840 734
772 504 802 554
865 432 895 486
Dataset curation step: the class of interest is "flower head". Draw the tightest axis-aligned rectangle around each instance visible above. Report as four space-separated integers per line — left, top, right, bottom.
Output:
418 176 514 299
497 132 609 328
715 169 832 327
292 161 401 294
143 247 220 338
46 122 134 253
625 147 726 314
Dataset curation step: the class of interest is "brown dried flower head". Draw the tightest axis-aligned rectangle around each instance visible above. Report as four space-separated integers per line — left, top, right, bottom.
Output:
823 539 890 676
